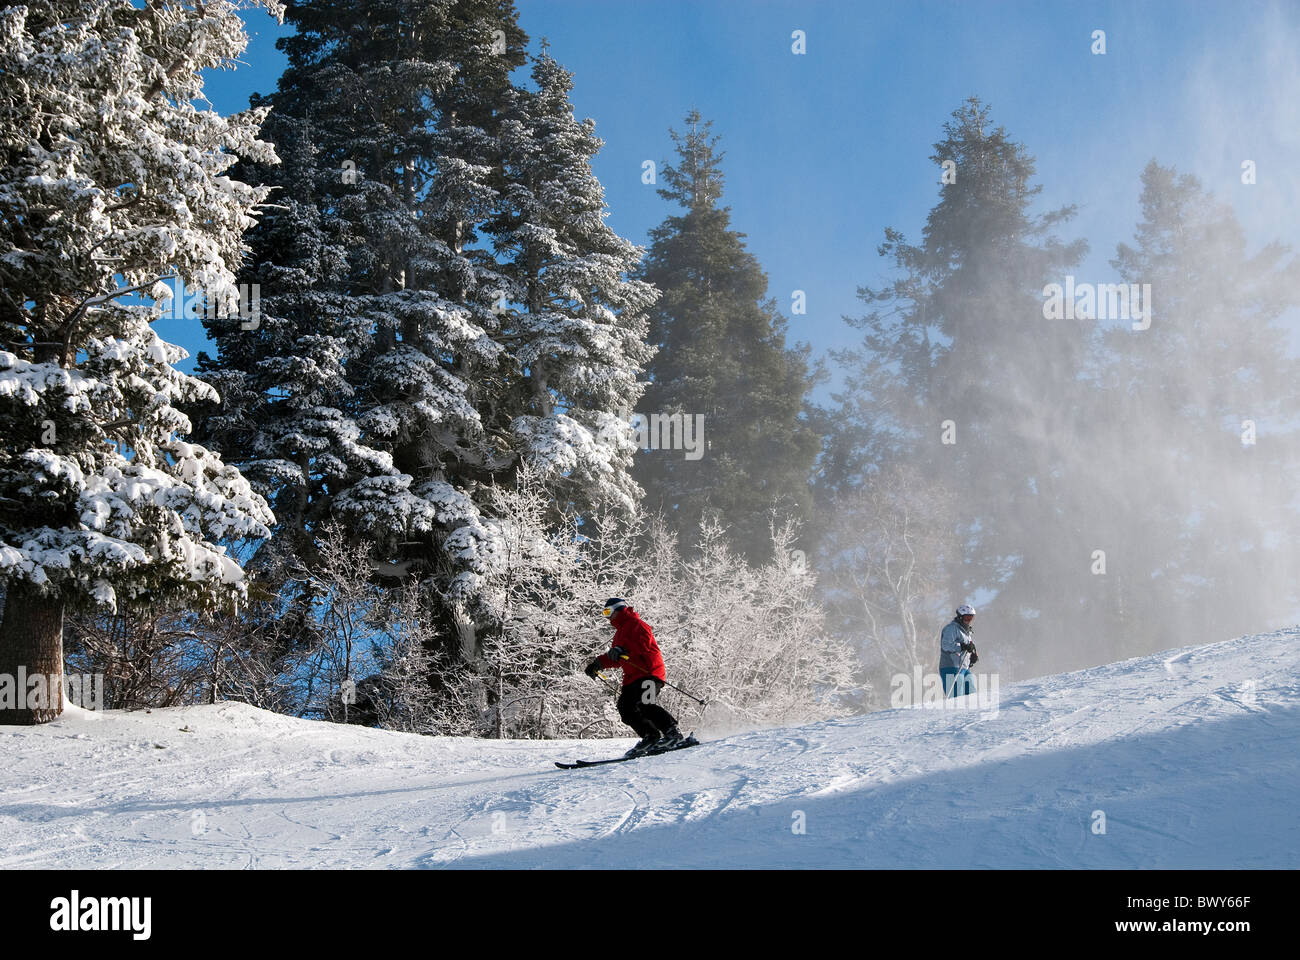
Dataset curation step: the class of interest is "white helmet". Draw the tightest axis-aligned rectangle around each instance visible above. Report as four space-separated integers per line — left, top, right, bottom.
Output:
956 604 976 617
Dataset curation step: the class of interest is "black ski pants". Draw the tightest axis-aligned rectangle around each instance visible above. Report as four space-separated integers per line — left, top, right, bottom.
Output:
616 678 676 740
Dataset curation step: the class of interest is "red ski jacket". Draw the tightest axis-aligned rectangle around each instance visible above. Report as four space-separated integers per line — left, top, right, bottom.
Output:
595 607 667 686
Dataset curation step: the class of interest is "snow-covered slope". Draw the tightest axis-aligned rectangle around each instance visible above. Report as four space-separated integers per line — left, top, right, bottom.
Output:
2 628 1297 868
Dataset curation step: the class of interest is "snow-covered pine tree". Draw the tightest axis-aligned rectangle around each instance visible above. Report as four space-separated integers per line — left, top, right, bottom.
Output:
0 0 279 723
198 12 657 665
191 112 361 581
195 0 529 638
490 52 657 520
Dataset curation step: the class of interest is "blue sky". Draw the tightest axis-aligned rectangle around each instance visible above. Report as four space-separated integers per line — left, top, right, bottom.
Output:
184 0 1300 389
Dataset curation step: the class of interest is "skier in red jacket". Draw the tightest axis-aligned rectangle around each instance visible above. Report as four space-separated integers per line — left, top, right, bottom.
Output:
585 598 684 757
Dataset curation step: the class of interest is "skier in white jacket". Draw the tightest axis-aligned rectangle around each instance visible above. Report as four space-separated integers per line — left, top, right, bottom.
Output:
939 604 978 697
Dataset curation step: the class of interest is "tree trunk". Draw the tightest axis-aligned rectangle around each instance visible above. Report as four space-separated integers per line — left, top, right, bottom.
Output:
0 581 65 724
494 665 504 740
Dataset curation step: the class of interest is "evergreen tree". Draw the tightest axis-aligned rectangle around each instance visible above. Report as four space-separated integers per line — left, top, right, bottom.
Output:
195 7 655 658
1084 161 1300 659
195 0 526 600
489 51 657 521
0 0 278 722
635 111 820 561
824 98 1091 677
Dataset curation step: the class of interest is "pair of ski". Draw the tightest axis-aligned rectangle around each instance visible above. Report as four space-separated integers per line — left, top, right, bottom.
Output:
555 734 700 769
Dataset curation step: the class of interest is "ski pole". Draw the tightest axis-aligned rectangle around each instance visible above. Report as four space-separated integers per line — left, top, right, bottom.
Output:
614 652 707 705
661 679 707 705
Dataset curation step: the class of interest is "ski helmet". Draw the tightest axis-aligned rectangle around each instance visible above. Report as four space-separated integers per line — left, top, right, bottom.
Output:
956 604 976 617
602 598 629 617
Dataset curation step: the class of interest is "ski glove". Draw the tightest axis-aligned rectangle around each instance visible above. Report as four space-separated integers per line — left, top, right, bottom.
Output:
959 640 975 653
968 646 979 666
584 661 602 679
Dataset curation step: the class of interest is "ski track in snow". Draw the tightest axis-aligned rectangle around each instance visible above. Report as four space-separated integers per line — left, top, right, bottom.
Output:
2 629 1298 868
